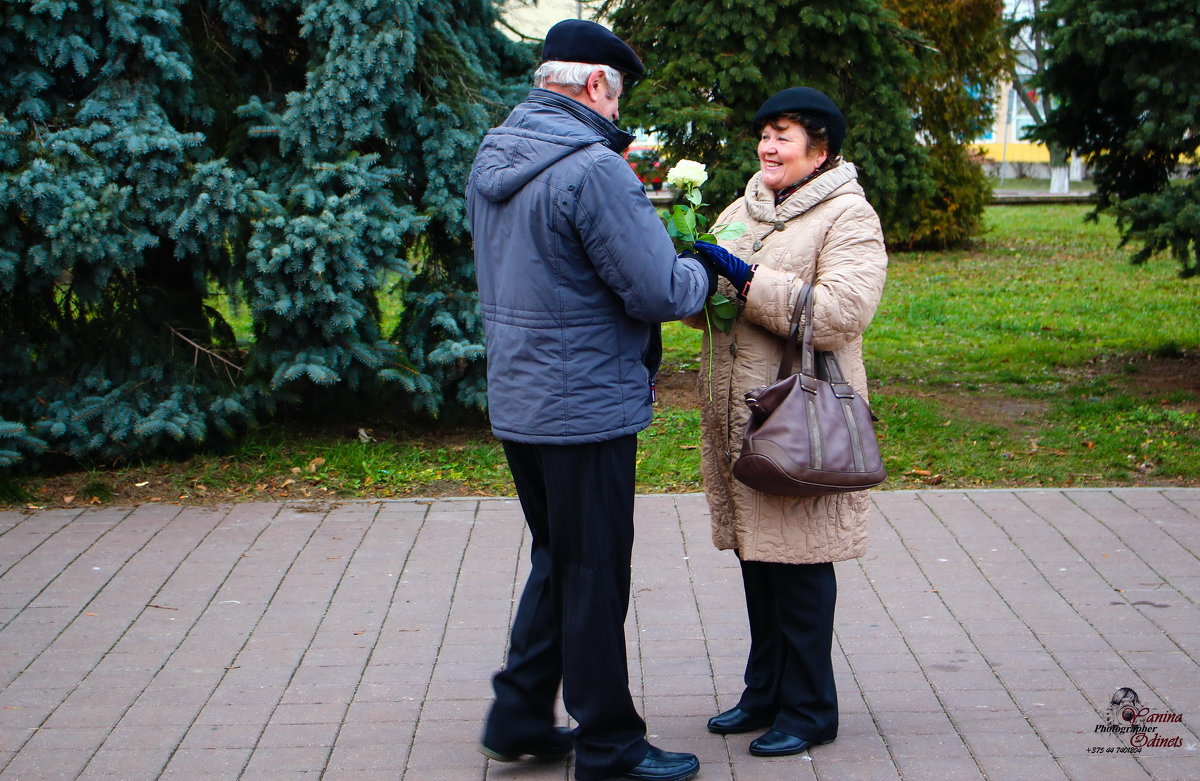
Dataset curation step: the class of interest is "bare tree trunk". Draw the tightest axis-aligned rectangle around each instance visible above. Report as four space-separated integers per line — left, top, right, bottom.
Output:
1048 144 1069 194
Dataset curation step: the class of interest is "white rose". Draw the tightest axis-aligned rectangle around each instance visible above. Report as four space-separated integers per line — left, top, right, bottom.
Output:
666 159 708 189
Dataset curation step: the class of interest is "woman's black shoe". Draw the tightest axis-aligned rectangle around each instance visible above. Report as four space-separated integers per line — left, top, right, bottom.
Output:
612 745 700 780
747 728 835 757
706 707 774 735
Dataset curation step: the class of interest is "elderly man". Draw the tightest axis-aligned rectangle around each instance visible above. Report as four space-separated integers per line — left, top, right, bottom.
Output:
466 18 714 781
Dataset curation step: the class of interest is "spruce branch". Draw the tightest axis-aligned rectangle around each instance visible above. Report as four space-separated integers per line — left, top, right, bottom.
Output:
168 324 244 378
496 17 538 42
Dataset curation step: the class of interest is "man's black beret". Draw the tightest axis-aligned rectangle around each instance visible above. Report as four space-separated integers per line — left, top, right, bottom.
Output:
753 87 847 156
541 19 644 79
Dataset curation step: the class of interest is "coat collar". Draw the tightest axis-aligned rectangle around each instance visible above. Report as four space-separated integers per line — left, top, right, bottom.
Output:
743 162 859 223
525 88 636 154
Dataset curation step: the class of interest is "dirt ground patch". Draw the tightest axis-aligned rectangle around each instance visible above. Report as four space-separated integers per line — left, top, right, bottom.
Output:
658 352 1200 418
1079 352 1200 408
913 392 1050 427
655 369 702 409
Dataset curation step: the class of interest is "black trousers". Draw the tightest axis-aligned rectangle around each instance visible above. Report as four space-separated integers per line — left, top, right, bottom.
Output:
482 435 649 780
734 557 839 741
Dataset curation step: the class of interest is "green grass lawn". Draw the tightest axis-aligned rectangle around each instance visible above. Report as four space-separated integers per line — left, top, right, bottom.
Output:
6 203 1199 506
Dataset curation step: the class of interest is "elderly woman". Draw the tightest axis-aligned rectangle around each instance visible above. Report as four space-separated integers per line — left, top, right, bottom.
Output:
688 87 888 758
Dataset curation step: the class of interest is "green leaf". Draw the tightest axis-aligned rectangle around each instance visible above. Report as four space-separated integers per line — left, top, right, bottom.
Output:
672 208 696 240
713 300 737 319
707 293 737 333
685 188 702 206
714 221 747 240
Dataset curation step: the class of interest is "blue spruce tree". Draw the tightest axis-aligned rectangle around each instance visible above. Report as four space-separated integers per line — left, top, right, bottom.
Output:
0 0 530 468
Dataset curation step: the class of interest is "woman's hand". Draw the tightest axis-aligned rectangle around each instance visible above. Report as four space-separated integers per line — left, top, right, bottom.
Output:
693 241 755 299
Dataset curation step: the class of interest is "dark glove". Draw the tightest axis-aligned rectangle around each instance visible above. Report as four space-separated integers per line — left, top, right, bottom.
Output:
680 250 718 297
693 241 755 299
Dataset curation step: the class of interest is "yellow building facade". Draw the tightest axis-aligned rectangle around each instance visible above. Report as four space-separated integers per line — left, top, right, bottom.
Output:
975 81 1051 164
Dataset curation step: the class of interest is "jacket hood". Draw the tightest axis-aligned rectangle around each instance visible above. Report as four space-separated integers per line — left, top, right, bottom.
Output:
471 126 593 203
470 89 635 203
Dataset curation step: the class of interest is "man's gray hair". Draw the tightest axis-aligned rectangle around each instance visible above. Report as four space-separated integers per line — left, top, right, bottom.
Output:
534 61 622 99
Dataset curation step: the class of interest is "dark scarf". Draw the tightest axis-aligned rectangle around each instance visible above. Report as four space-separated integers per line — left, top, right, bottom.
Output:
526 88 636 154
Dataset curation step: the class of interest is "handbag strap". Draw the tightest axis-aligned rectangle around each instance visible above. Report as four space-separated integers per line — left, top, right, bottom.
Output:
775 276 856 389
775 284 815 380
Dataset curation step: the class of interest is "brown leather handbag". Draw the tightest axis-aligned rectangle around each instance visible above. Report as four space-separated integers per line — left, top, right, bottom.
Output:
731 285 887 496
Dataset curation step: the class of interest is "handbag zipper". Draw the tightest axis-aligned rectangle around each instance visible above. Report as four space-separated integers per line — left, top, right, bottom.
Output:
841 397 866 471
806 391 823 469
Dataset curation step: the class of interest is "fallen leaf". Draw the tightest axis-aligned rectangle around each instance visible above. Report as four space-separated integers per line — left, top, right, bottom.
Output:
307 457 326 473
134 481 150 487
63 496 75 504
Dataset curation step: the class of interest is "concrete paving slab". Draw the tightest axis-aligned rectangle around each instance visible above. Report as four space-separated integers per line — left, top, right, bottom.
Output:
0 489 1197 779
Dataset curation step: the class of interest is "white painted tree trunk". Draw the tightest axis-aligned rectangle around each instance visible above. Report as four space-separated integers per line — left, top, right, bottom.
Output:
1049 166 1070 194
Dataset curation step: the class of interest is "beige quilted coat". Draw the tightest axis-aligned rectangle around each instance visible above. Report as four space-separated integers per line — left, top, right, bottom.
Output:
687 162 888 564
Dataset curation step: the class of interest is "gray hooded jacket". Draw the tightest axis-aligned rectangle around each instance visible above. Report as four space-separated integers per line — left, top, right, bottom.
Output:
467 89 711 444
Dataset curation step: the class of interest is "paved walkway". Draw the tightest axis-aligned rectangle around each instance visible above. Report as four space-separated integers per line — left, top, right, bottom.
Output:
0 489 1197 780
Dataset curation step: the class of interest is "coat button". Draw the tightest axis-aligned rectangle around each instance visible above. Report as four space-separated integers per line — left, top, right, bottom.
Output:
752 240 763 251
774 221 786 231
728 342 738 355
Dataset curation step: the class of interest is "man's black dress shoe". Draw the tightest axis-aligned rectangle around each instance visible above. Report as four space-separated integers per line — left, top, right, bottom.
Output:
706 706 775 735
477 726 572 762
610 745 700 781
747 728 835 757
